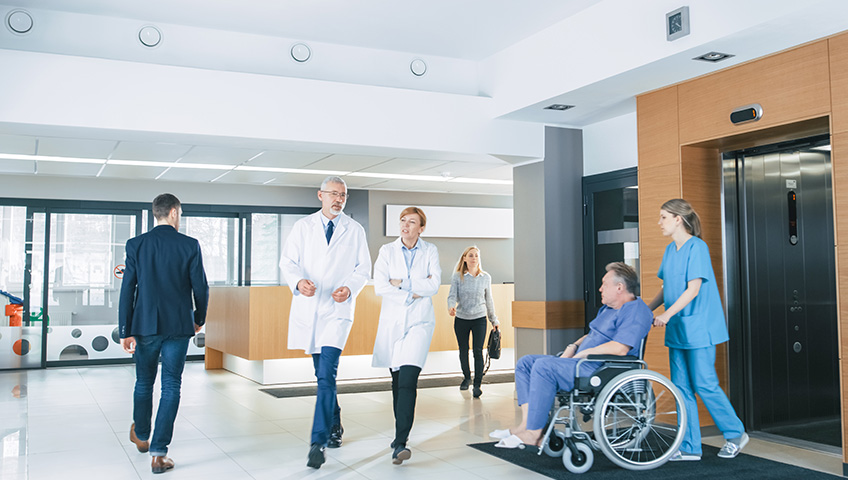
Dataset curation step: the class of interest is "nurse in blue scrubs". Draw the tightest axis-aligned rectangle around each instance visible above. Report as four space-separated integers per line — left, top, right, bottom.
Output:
647 199 749 461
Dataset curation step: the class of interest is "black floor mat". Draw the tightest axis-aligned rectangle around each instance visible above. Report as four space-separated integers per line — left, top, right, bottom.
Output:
468 441 840 479
261 371 514 398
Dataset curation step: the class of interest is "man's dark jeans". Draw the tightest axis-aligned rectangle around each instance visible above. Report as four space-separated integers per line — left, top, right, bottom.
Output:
132 334 190 457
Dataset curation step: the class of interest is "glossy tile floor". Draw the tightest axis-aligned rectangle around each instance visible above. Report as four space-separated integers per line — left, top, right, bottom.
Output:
0 362 842 479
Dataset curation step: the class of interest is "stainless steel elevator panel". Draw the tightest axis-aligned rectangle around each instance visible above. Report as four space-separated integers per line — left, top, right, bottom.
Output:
725 136 839 440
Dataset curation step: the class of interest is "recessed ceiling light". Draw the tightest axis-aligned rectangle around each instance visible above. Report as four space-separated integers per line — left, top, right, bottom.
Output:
693 52 734 63
410 59 427 77
6 9 33 34
138 25 162 47
544 104 575 111
291 43 311 63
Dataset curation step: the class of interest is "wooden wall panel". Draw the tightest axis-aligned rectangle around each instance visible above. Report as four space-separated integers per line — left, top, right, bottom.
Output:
681 146 725 301
205 284 515 362
249 286 298 360
637 163 681 300
678 41 831 144
511 301 585 329
637 86 679 168
206 286 250 359
831 32 848 135
835 133 848 250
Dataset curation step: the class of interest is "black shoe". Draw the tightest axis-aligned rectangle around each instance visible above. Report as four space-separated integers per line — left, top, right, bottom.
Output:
392 444 412 465
460 378 470 390
307 443 325 469
328 424 344 448
473 386 482 398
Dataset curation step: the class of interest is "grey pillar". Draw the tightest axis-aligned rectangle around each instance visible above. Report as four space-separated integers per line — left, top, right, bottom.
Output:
513 126 585 359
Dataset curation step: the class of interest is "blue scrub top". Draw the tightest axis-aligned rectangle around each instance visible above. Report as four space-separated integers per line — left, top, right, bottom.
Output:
579 298 653 357
658 236 729 349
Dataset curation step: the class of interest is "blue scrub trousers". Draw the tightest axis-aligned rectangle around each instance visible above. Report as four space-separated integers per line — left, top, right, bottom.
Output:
515 355 599 430
670 346 744 455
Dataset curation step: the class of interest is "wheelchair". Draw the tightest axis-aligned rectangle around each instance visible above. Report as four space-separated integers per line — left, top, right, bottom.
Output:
536 344 687 474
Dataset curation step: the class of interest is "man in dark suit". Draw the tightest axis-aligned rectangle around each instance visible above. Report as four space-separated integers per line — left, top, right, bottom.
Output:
119 193 208 475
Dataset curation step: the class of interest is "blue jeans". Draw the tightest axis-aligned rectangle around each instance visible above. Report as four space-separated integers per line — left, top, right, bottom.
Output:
132 335 190 457
670 346 744 455
311 346 342 446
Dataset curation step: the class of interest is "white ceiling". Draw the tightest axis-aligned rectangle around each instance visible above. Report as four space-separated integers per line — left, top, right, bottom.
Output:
19 0 602 61
2 0 848 196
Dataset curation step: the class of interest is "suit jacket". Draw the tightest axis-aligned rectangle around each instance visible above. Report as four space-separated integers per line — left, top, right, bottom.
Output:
118 225 209 338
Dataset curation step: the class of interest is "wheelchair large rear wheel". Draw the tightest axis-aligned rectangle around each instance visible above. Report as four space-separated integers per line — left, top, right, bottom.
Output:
592 369 686 471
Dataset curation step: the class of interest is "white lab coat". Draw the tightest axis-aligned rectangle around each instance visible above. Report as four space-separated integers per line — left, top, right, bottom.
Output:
279 211 372 354
372 237 441 369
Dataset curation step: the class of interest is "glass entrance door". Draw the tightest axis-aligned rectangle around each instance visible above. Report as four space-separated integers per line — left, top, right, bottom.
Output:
45 212 136 363
0 206 42 369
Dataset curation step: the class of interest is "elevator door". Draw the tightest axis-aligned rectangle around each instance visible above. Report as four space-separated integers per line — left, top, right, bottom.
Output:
734 139 839 445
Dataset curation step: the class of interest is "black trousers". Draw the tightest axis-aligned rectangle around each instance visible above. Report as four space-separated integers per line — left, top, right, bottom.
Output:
390 365 421 448
454 316 487 387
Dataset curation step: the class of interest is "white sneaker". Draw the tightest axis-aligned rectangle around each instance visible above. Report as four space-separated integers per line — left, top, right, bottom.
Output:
489 429 511 440
668 451 701 461
718 432 749 458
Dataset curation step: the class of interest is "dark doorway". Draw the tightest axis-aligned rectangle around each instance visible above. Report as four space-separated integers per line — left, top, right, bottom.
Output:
582 168 639 325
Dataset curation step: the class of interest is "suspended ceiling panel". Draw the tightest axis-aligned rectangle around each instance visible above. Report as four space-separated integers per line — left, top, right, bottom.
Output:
0 159 35 174
157 167 229 183
35 161 103 176
246 151 331 169
306 154 393 172
179 145 263 165
110 141 193 161
36 137 117 159
98 164 168 179
0 134 37 155
357 158 450 175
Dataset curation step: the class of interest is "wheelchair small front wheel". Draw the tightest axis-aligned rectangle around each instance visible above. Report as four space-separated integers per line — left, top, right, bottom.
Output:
562 441 594 474
542 428 566 457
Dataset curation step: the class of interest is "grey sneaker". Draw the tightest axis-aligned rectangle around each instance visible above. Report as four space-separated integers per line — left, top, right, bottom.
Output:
668 451 701 461
717 432 749 459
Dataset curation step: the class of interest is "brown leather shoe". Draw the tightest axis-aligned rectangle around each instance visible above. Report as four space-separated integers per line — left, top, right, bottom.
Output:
151 456 174 474
129 423 149 453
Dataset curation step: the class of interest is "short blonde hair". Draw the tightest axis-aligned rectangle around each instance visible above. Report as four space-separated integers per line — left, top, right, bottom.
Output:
400 206 427 227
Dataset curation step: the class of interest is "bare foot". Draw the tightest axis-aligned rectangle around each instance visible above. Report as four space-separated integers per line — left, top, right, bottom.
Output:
514 429 542 446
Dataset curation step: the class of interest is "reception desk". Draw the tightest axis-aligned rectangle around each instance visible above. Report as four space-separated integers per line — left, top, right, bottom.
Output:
205 284 515 384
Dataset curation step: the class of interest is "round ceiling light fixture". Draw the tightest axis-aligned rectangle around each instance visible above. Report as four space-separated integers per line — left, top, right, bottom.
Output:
410 59 427 77
6 9 33 34
291 43 311 63
138 25 162 47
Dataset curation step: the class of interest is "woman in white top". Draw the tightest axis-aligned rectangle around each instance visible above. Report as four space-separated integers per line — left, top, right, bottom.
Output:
447 246 499 398
372 206 441 465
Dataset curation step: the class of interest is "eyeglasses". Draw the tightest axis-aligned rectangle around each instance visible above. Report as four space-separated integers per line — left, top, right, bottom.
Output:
321 190 348 200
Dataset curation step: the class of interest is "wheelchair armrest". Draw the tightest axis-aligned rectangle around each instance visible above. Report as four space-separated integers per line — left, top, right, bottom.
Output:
585 354 639 362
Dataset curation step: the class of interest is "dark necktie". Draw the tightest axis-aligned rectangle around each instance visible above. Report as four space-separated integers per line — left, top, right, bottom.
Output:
326 220 334 244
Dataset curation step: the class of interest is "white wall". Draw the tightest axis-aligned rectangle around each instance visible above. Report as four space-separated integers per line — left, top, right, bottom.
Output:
582 112 637 176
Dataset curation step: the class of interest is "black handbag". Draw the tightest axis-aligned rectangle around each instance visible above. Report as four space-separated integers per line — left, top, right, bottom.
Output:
486 328 501 360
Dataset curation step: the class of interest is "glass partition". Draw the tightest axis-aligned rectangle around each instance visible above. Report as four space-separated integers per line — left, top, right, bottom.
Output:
250 213 306 285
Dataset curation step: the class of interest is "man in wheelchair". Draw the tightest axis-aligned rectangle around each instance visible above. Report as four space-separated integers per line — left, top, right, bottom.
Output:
491 262 652 449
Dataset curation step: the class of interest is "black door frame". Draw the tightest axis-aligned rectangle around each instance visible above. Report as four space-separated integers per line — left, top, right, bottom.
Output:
582 167 638 326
